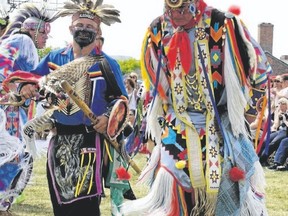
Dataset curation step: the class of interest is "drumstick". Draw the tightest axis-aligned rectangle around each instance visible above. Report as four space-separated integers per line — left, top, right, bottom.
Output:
60 80 141 174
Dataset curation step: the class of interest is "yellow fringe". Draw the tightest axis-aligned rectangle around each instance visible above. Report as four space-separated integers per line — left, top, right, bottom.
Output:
78 152 91 195
87 153 96 194
75 153 85 197
191 188 217 216
104 139 113 162
204 193 217 216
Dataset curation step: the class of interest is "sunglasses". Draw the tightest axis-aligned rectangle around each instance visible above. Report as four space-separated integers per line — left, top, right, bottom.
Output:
275 80 281 83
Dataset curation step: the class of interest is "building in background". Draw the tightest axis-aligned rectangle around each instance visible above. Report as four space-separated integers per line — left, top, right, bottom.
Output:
258 22 288 76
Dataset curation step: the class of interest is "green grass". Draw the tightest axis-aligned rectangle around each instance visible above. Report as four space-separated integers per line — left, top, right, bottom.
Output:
8 154 288 216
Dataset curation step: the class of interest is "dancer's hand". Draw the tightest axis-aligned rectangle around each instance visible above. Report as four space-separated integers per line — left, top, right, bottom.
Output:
19 84 38 99
93 115 108 134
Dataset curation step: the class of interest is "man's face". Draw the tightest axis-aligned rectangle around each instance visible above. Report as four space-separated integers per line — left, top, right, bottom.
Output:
33 31 49 49
71 18 99 33
166 2 195 27
70 18 99 48
29 24 50 49
25 20 51 49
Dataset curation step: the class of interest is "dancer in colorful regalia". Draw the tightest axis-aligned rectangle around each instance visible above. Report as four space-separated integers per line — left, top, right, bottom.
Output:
6 0 136 215
0 3 59 137
0 3 60 213
121 0 271 215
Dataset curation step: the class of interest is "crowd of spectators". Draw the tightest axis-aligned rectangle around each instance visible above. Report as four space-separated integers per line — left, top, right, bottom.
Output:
253 74 288 171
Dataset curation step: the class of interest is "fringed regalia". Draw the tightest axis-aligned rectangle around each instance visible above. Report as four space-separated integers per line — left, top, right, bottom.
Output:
0 3 60 213
0 2 60 138
30 46 133 216
0 109 33 211
121 5 271 216
0 34 39 138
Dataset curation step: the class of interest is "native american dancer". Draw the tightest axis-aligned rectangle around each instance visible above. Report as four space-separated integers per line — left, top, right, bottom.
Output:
0 3 60 213
2 1 137 215
121 0 271 215
0 3 59 138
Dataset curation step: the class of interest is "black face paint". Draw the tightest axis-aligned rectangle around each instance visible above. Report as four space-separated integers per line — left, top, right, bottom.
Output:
73 28 96 48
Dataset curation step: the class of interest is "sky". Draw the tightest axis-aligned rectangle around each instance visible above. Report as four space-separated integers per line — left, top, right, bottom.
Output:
1 0 287 60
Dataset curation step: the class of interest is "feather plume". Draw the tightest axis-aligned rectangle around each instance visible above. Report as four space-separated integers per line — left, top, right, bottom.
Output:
57 0 121 26
60 2 81 10
2 3 60 40
94 0 104 9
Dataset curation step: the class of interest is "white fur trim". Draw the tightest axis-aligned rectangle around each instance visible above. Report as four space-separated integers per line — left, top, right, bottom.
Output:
224 39 249 138
250 161 267 195
145 95 163 146
121 167 175 216
137 143 161 187
240 187 268 216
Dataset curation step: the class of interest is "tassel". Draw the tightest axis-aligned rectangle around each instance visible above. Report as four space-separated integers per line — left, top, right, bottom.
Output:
116 166 131 180
229 167 245 182
228 5 241 16
175 160 186 169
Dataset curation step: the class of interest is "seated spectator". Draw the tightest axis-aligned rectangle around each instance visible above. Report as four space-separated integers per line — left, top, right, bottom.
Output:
276 74 288 102
259 97 288 166
268 136 288 171
271 75 284 108
250 109 267 141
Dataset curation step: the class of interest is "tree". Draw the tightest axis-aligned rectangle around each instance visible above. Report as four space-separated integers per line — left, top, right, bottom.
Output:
118 58 140 76
38 46 53 59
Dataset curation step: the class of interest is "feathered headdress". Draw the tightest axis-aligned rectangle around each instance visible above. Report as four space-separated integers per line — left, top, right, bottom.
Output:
1 3 60 39
57 0 121 26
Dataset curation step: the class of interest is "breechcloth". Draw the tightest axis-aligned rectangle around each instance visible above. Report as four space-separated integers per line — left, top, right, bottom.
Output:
47 123 102 216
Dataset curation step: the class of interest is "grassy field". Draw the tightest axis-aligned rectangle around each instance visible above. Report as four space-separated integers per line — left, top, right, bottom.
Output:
8 153 288 216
